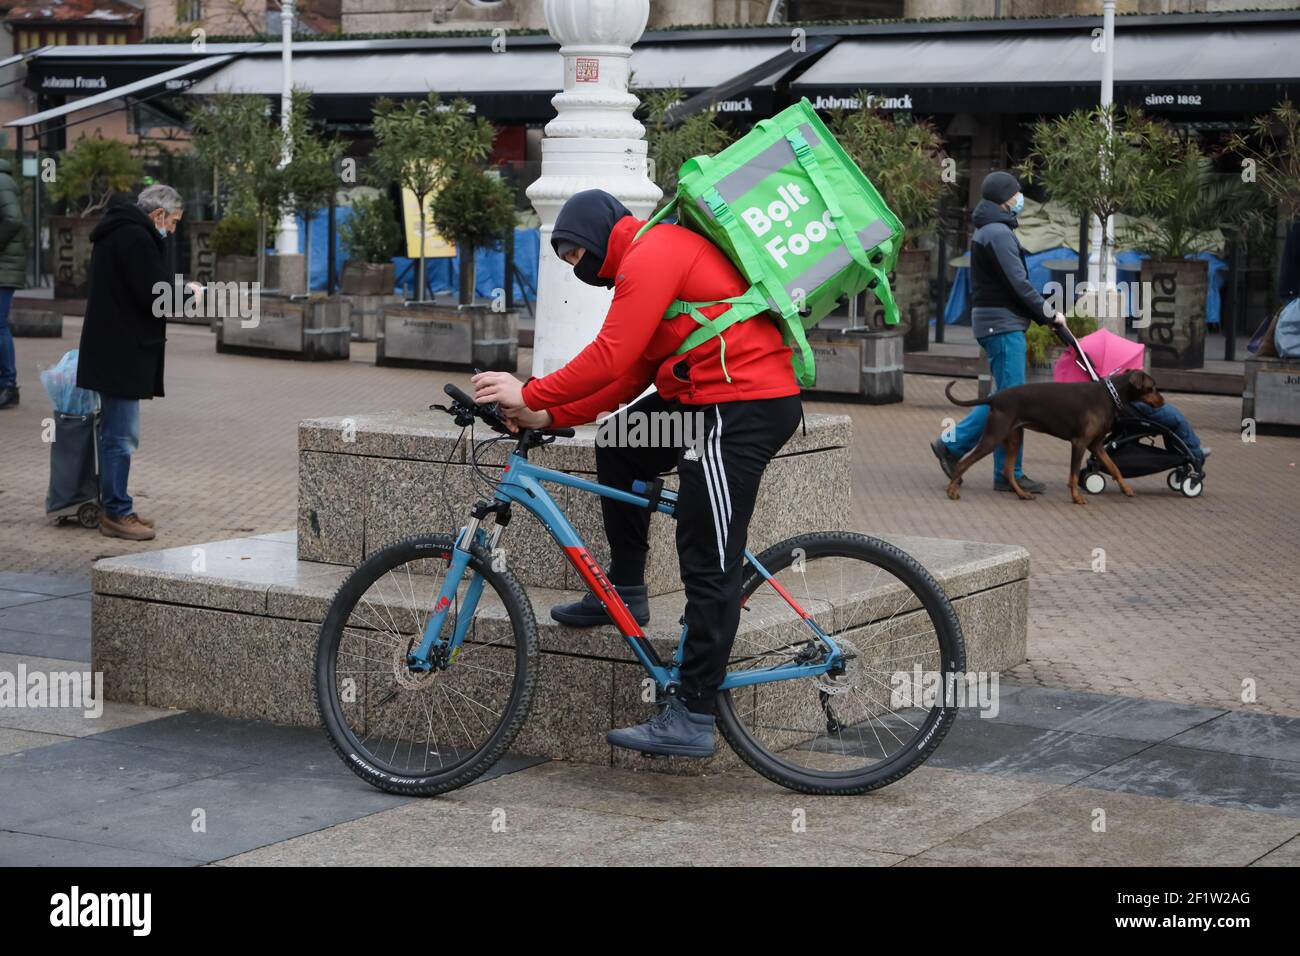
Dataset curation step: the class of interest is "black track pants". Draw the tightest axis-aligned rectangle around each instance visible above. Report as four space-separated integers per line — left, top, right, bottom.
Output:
593 390 803 714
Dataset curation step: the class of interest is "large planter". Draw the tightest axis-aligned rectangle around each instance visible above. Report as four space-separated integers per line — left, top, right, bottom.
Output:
341 293 402 342
10 309 62 337
216 294 350 361
803 326 904 403
1243 355 1300 435
340 261 396 296
376 303 518 372
1026 344 1066 384
863 246 931 353
265 253 307 296
1137 258 1208 370
50 215 97 299
214 254 258 285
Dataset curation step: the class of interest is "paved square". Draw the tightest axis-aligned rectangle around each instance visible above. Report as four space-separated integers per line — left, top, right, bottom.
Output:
0 319 1297 865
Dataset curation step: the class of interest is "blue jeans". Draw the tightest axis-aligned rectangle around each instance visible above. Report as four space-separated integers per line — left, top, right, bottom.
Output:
0 287 15 387
944 330 1026 479
1131 400 1204 463
99 396 140 519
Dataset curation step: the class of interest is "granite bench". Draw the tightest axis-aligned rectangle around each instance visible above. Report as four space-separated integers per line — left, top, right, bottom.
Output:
90 410 1030 774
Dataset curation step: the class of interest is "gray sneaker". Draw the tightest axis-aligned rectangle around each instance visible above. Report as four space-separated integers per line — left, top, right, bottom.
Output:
995 474 1047 494
607 697 716 758
551 584 649 627
930 437 960 479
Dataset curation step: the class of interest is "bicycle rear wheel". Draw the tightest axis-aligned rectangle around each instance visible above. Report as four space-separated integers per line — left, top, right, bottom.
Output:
717 532 966 795
315 534 539 796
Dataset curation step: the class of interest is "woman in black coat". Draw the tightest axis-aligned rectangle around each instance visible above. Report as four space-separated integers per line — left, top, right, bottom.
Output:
76 185 185 541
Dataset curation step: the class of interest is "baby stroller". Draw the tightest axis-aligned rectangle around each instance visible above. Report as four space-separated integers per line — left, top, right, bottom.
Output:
1054 327 1206 499
41 350 102 528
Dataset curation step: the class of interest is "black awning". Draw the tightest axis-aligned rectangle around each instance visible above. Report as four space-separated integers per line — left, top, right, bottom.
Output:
791 22 1300 116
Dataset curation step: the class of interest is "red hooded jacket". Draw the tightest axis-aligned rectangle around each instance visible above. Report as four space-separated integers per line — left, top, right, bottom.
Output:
520 214 798 428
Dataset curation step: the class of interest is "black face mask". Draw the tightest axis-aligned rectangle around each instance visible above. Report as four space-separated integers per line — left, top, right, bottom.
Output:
573 249 612 288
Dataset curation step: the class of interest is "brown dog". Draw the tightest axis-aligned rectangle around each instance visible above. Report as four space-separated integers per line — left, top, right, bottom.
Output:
943 370 1165 505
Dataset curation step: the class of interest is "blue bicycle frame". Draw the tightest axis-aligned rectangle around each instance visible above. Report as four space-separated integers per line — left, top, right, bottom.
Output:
407 445 845 694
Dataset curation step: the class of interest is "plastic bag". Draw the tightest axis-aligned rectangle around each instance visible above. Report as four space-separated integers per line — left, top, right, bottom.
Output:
40 350 100 416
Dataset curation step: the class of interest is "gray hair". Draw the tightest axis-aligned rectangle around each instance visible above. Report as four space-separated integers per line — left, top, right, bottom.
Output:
137 184 183 215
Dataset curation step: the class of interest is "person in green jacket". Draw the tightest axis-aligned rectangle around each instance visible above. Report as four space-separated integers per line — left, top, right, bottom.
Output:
0 157 26 410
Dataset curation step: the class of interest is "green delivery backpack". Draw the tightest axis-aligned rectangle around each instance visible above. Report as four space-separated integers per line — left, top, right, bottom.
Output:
634 97 904 387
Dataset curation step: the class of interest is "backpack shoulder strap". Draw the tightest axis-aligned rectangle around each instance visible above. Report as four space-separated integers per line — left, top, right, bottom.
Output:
632 196 678 243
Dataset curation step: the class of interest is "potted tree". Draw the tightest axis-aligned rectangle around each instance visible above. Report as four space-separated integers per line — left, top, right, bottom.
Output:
339 194 400 295
832 93 952 354
193 94 347 360
190 93 291 292
1025 312 1099 384
1228 99 1300 427
1228 98 1300 228
283 97 347 295
430 166 517 308
211 213 259 286
373 94 520 371
338 193 402 340
370 93 479 303
1022 104 1179 334
1126 139 1268 369
638 86 734 199
49 133 143 298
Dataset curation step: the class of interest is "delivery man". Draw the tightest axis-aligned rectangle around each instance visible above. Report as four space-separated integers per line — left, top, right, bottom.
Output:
473 189 801 758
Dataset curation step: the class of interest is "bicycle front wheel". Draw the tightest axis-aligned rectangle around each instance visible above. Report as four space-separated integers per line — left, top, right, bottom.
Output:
314 534 539 796
717 532 966 795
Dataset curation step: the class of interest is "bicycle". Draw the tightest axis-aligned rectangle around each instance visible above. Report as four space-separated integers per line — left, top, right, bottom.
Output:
315 384 966 796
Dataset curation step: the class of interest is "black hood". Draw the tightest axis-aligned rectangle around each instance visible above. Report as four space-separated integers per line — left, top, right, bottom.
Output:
551 189 632 266
90 202 164 245
972 198 1018 230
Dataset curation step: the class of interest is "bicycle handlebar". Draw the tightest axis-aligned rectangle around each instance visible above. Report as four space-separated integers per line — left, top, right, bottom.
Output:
437 383 576 441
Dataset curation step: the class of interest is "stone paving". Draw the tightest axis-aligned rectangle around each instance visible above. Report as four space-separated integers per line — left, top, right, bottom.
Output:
0 571 1296 866
0 320 1298 865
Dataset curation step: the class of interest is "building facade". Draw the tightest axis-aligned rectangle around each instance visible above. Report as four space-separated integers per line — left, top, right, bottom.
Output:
340 0 1300 33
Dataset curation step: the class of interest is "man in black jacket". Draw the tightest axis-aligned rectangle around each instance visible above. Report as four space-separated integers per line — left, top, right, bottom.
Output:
930 171 1066 492
0 157 26 410
76 184 185 541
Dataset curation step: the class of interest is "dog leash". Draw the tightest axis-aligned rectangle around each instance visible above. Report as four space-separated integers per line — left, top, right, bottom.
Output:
1101 376 1123 410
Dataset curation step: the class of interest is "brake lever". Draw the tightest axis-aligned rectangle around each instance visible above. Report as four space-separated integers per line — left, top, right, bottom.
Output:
431 401 475 427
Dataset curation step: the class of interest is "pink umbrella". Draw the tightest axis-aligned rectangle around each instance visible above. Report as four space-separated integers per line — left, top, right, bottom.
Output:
1053 328 1145 383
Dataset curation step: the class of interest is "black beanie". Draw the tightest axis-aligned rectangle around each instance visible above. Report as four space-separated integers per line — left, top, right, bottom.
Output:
551 189 632 264
981 170 1020 204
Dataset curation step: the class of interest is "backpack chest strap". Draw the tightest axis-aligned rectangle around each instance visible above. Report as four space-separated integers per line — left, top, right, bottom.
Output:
663 288 771 383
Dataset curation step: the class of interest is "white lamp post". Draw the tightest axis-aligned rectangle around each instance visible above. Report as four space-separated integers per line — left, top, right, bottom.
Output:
274 0 299 256
526 0 662 378
1088 0 1119 329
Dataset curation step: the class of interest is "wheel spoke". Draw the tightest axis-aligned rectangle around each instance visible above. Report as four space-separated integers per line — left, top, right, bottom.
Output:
721 536 963 793
315 535 534 793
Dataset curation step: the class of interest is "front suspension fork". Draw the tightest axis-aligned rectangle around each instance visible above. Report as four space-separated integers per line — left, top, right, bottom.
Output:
407 517 502 671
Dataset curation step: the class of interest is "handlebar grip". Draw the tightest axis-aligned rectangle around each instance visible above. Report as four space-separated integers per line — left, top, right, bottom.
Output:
551 427 576 438
444 383 475 407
